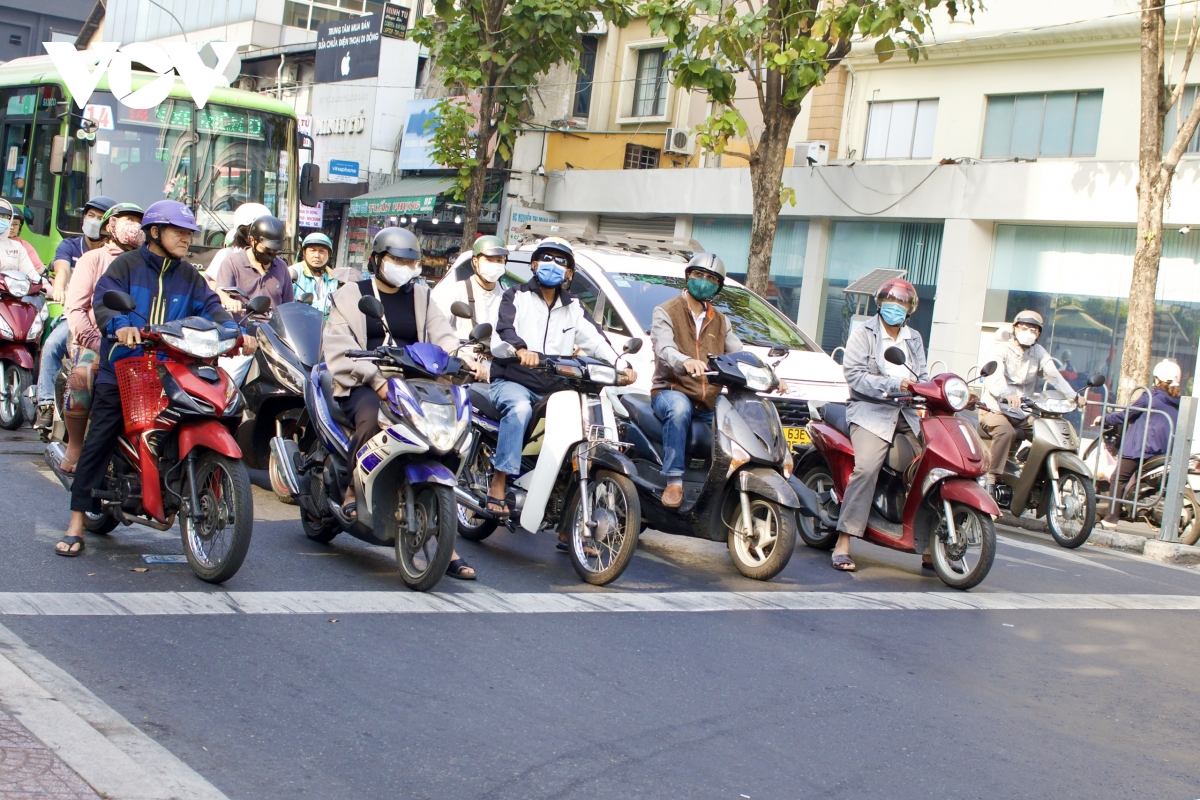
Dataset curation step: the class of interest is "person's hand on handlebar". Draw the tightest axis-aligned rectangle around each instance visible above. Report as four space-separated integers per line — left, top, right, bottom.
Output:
240 336 258 356
900 378 916 393
621 367 637 384
682 358 707 377
516 348 540 368
115 326 142 347
217 289 241 313
463 356 489 382
1003 393 1022 408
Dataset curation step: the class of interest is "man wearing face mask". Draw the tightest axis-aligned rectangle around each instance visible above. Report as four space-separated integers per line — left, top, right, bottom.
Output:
979 310 1079 498
208 214 294 316
431 235 509 341
323 227 486 579
205 202 271 285
649 253 742 508
832 278 929 572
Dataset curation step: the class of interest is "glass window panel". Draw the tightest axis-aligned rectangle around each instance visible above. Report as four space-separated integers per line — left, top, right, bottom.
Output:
911 99 938 159
1040 92 1075 156
693 217 752 277
884 100 917 158
364 0 385 14
283 1 310 28
1072 90 1103 156
632 48 666 117
1010 94 1045 157
573 36 598 118
340 0 364 9
864 102 891 159
982 96 1015 157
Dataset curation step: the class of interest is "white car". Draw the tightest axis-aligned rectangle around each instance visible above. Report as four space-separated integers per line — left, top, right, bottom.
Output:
438 238 849 446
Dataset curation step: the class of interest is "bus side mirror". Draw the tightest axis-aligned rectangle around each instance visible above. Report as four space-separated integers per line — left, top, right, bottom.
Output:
299 163 319 207
299 133 314 152
49 135 69 175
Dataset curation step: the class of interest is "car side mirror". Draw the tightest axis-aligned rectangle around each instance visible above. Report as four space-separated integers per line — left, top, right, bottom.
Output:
450 301 472 319
883 346 906 365
299 162 320 207
623 338 643 355
297 292 314 305
49 135 70 175
1088 373 1106 388
358 295 384 319
247 296 272 315
470 323 492 342
102 290 137 313
980 360 998 377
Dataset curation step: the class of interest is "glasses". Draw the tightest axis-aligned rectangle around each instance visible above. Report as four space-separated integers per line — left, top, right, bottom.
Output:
538 253 570 267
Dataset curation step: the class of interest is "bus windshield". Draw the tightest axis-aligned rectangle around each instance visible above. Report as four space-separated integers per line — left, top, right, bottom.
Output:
59 92 295 252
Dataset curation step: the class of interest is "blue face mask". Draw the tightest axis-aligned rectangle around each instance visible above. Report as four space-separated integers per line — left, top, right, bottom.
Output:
0 219 10 236
879 302 908 327
535 262 567 287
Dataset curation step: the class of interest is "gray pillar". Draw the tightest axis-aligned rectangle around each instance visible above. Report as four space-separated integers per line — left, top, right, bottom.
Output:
796 216 830 339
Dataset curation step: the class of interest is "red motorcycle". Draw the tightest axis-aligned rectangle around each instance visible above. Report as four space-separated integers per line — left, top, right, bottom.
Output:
0 270 47 429
47 290 268 583
795 351 999 589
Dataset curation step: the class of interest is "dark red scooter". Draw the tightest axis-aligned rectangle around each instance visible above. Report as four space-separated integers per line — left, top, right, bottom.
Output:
0 270 47 429
795 352 999 589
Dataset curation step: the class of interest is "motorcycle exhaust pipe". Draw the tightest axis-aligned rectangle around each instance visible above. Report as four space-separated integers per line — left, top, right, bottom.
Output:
268 436 302 497
44 442 74 491
454 486 491 516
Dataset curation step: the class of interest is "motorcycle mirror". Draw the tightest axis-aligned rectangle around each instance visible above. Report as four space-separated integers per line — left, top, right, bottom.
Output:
102 290 137 313
357 295 385 320
1088 373 1107 388
623 338 643 355
883 346 907 365
469 322 493 342
980 360 998 377
297 292 314 305
450 301 473 319
247 296 272 315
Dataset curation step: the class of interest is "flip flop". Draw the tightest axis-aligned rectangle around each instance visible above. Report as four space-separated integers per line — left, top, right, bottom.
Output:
59 458 77 474
55 535 84 557
485 495 510 518
832 553 856 572
446 558 476 580
341 502 357 520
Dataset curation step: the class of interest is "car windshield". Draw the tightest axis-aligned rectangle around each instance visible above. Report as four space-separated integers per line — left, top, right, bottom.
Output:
59 92 294 252
609 273 815 351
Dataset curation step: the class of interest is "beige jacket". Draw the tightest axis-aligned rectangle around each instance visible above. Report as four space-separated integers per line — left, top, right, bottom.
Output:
66 243 123 353
323 280 458 397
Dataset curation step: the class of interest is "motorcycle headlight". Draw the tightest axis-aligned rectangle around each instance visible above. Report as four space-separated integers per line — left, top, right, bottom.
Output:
27 303 48 341
0 314 13 339
1034 396 1075 415
922 467 957 496
737 362 775 392
161 327 237 359
259 333 306 393
4 275 30 298
943 377 970 411
415 400 461 452
587 364 617 385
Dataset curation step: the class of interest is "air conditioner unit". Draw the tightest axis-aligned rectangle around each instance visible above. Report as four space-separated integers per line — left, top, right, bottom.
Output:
797 140 829 166
236 76 257 93
664 128 695 156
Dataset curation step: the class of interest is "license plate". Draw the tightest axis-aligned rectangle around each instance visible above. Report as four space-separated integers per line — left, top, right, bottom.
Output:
784 426 810 446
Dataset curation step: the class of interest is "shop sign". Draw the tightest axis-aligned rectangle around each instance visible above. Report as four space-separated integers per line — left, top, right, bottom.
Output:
328 159 360 183
315 14 383 83
382 5 411 39
299 202 324 227
349 195 436 217
298 116 312 136
507 206 559 247
314 114 367 135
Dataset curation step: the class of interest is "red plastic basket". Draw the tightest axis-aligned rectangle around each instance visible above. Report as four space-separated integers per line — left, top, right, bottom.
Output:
113 353 167 434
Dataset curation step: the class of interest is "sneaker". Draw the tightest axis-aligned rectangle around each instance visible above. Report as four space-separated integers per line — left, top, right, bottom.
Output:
33 403 54 430
1097 519 1118 531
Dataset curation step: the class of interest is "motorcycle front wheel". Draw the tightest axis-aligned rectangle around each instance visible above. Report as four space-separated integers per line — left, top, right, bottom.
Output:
728 496 796 580
565 470 640 586
1046 469 1096 548
931 502 995 590
181 452 254 584
394 483 457 592
798 466 839 550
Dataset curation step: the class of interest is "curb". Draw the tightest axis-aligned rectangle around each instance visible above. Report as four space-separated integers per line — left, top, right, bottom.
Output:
1085 529 1148 554
1142 540 1200 565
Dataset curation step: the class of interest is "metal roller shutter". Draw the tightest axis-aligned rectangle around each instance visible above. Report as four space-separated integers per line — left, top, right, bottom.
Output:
597 215 677 237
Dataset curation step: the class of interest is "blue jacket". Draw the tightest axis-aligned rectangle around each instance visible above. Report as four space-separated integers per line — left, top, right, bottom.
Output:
92 245 235 385
1104 387 1179 459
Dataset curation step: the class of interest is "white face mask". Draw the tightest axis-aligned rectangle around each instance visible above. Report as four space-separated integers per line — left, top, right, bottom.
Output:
476 259 506 283
380 260 419 288
82 217 102 240
1015 329 1038 347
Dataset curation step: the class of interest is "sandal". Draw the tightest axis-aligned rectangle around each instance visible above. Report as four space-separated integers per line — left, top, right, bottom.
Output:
832 553 856 572
485 495 510 518
446 558 476 580
557 537 598 557
341 501 357 520
59 457 77 474
55 535 84 557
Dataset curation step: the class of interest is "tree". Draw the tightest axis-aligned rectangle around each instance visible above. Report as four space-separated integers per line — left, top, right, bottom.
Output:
414 0 632 249
643 0 978 297
1119 0 1200 401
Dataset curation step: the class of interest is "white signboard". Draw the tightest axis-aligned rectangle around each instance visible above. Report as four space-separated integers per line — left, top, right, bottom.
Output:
506 206 559 247
299 202 324 228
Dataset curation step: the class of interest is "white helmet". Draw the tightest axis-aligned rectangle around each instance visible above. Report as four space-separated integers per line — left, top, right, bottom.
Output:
233 202 272 229
1152 360 1182 387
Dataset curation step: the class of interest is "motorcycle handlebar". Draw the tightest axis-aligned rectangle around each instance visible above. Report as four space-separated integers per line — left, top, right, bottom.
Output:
346 349 377 360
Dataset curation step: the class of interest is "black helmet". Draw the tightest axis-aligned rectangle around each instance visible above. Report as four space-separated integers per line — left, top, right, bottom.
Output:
685 252 727 284
83 196 117 215
248 215 286 250
371 226 420 262
531 236 575 271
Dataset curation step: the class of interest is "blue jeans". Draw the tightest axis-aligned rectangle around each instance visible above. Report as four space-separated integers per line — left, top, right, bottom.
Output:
652 390 713 477
37 321 70 404
489 380 543 476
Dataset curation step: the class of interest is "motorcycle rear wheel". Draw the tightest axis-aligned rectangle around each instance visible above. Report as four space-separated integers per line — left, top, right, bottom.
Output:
83 511 118 536
180 452 254 584
798 466 839 550
566 470 641 586
268 449 298 505
394 483 457 592
1046 470 1096 548
728 496 796 580
931 502 995 590
457 443 498 542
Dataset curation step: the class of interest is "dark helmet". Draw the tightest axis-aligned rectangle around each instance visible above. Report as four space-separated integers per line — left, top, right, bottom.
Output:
141 200 199 232
370 226 421 263
82 196 117 216
876 277 919 315
248 215 286 251
12 204 33 224
531 236 575 270
685 252 727 284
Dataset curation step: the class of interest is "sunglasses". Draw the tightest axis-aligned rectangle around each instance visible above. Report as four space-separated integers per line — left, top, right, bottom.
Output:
537 253 570 267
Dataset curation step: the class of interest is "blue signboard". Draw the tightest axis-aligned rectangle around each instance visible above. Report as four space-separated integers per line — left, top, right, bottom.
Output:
328 159 361 183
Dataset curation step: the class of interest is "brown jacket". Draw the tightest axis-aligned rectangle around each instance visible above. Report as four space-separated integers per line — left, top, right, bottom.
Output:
650 293 739 410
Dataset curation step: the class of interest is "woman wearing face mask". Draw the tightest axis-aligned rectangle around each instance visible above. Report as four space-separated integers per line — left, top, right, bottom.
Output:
288 232 339 315
8 206 44 272
0 199 42 282
431 235 509 340
323 227 487 579
208 214 294 316
58 203 145 472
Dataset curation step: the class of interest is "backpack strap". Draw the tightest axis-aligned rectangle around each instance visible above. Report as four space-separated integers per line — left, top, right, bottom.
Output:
464 276 477 324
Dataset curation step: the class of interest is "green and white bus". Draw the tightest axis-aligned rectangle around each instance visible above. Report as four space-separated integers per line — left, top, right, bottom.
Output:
0 55 303 268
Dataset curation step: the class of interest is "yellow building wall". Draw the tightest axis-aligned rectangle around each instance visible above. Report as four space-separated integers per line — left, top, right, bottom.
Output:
544 132 798 171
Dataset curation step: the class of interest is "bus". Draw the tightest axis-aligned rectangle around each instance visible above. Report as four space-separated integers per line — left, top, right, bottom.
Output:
0 55 303 269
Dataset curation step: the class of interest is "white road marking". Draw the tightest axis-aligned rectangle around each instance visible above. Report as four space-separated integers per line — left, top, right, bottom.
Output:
995 554 1065 571
0 621 228 799
0 590 1196 615
998 534 1127 573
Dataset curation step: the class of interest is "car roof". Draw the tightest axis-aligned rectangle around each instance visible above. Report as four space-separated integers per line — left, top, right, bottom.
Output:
511 243 750 288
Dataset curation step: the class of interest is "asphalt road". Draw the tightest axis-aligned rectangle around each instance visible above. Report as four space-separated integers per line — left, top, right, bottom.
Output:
1 432 1198 799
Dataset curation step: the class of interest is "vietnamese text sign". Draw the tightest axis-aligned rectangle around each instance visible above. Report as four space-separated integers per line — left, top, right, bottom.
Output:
507 207 559 246
328 159 360 183
382 5 411 39
315 14 382 83
349 195 436 218
299 202 324 227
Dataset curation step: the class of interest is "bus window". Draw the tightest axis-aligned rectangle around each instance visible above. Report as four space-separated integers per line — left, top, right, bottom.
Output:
26 121 58 236
1 122 29 201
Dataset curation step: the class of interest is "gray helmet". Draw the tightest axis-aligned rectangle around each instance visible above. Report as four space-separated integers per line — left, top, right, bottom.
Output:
1014 309 1044 331
371 226 420 262
686 252 727 283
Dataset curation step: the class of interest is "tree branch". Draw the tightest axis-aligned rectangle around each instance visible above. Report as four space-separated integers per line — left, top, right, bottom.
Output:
1166 0 1200 117
1164 71 1200 169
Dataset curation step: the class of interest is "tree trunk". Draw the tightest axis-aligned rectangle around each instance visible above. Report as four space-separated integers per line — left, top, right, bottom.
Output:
1119 2 1168 403
745 107 798 297
458 85 496 250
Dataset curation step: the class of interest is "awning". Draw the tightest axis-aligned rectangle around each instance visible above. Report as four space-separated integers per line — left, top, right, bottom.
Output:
348 176 456 218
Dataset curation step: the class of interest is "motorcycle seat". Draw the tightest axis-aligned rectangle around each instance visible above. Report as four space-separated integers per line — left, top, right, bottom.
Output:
469 384 500 421
820 402 851 440
318 368 354 428
620 393 712 455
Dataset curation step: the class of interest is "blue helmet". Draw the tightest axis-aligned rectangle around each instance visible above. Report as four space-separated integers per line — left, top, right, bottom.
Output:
302 232 333 252
141 200 199 233
83 196 117 216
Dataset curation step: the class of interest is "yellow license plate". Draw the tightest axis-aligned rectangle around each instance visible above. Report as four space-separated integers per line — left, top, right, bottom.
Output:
784 426 811 446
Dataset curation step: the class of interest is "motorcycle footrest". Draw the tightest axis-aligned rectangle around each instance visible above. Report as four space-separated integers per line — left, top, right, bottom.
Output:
91 489 120 501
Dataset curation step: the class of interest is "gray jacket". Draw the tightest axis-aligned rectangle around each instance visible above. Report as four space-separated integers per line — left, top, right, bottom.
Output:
322 280 458 397
843 315 929 442
981 336 1074 412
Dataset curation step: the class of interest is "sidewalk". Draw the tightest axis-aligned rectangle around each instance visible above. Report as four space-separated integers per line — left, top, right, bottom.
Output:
0 708 98 800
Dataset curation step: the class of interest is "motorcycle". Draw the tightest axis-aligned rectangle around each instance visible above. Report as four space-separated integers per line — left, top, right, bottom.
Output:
454 335 644 586
979 376 1104 548
44 290 263 583
270 295 479 592
796 349 999 589
617 351 810 581
0 270 48 429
